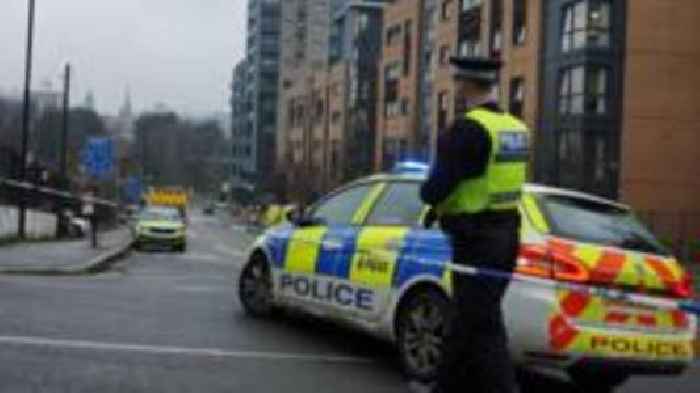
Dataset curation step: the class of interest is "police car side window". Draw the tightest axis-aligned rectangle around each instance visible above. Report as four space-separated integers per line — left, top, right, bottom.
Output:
311 184 373 226
365 182 423 226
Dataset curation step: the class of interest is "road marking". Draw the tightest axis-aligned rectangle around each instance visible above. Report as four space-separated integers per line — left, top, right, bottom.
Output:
215 243 246 258
0 335 372 364
182 253 223 262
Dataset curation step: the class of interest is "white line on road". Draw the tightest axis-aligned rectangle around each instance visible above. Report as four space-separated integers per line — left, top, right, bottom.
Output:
0 335 372 364
215 243 246 258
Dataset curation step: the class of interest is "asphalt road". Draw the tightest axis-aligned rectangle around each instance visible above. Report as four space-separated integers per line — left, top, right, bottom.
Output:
0 212 697 393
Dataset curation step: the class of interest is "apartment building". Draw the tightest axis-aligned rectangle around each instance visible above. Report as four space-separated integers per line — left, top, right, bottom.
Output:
330 0 387 180
375 0 423 170
539 0 700 242
375 0 700 242
235 0 281 192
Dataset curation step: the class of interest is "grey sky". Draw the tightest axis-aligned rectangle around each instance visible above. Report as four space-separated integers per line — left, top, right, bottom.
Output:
0 0 246 116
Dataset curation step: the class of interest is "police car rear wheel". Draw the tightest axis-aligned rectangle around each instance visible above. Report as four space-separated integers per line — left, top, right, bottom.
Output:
397 288 447 382
239 254 273 317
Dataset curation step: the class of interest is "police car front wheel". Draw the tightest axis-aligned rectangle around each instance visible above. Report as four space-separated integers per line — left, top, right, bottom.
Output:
397 288 448 382
239 253 273 317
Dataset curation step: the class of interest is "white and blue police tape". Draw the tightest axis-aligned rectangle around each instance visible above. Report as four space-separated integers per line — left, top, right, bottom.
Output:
435 260 700 316
0 177 118 207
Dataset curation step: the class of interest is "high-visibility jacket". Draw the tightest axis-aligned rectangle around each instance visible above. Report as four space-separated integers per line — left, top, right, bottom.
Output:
435 108 530 215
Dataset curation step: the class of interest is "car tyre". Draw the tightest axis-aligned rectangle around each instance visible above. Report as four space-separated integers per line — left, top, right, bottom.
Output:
238 253 274 318
396 287 448 382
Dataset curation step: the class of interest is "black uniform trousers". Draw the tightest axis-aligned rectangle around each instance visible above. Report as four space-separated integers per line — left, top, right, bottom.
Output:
436 211 520 393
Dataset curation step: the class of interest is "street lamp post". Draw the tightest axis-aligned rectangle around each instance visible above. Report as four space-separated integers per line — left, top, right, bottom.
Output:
56 62 71 238
18 0 36 239
60 63 71 181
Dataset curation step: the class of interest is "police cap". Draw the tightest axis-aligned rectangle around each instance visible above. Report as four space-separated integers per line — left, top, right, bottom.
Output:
449 56 502 83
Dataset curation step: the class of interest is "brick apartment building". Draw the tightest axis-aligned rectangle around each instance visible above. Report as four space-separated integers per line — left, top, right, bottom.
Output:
375 0 423 170
375 0 700 244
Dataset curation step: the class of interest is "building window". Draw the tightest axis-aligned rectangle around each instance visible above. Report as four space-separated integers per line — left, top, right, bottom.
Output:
439 45 450 66
441 0 453 20
403 20 413 76
385 102 401 118
458 39 480 56
462 0 481 12
561 0 611 53
559 65 608 115
512 0 527 46
557 129 583 189
386 24 402 46
437 91 449 131
331 111 341 124
509 77 525 117
400 98 410 115
586 67 608 114
490 0 503 56
357 14 369 33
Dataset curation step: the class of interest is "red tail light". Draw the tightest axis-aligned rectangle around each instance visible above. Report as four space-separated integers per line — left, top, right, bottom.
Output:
671 270 694 299
517 244 589 283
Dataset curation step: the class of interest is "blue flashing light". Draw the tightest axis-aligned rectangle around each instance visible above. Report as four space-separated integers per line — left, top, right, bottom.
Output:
392 161 429 174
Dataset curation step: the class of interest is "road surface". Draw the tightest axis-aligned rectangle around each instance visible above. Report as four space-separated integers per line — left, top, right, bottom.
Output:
0 212 697 392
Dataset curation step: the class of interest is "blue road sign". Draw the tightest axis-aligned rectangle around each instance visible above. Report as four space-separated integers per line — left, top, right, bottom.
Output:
124 176 141 204
82 137 114 179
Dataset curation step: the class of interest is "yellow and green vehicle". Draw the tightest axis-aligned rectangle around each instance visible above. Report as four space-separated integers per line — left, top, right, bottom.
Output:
132 206 187 252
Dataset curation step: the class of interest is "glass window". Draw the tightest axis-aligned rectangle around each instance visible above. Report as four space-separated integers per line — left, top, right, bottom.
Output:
357 14 369 33
366 182 424 226
403 20 413 75
462 0 482 12
557 129 583 188
512 0 527 46
311 184 375 226
441 0 452 20
561 0 611 52
386 24 402 46
509 77 524 117
559 65 608 115
536 194 668 255
437 91 449 131
459 39 480 56
439 45 450 66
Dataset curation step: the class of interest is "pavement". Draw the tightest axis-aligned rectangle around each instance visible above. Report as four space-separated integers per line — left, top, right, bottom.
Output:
0 212 697 392
0 228 132 275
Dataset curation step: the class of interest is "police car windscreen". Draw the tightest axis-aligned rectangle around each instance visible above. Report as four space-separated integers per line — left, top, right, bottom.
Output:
536 194 669 256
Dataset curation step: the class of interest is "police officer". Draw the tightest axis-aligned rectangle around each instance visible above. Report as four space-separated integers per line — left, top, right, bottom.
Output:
417 57 530 393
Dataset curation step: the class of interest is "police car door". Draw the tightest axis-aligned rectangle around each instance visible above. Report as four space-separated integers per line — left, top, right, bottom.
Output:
349 181 426 322
280 182 383 316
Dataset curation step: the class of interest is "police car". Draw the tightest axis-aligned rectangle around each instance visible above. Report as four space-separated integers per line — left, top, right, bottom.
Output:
238 163 696 391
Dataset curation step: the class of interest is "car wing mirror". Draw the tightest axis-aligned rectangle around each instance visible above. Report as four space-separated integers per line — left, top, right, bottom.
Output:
420 207 438 229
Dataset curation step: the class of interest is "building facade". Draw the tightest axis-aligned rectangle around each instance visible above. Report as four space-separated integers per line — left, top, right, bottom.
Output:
375 0 423 170
242 0 282 192
373 0 700 245
230 60 253 190
330 1 387 180
277 0 333 176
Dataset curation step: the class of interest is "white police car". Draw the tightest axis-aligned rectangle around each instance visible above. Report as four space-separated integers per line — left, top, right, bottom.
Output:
238 164 696 391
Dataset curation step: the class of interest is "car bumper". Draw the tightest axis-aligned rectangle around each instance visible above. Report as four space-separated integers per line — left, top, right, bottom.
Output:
135 233 186 245
505 281 697 374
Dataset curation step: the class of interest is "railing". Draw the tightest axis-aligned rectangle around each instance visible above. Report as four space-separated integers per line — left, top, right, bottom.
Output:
0 178 121 240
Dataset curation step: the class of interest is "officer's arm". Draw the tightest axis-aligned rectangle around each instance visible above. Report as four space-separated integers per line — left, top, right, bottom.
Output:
420 119 491 205
459 119 491 179
419 121 465 205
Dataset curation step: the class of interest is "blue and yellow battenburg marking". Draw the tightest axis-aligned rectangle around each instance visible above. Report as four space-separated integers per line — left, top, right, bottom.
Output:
265 224 454 291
